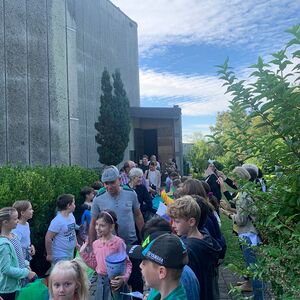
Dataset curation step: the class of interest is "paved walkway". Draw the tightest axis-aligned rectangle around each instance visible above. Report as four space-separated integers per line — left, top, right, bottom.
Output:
89 266 253 299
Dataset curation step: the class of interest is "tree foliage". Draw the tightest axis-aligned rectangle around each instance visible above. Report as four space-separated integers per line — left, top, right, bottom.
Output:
95 69 131 165
212 25 300 298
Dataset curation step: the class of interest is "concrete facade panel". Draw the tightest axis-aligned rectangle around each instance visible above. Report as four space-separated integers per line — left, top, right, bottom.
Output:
5 0 28 164
47 0 69 165
27 0 50 165
0 0 6 164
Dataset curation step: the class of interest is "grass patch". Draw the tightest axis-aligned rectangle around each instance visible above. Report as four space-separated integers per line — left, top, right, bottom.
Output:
221 214 244 269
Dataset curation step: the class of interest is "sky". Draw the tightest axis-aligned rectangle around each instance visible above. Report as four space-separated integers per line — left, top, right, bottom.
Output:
110 0 300 142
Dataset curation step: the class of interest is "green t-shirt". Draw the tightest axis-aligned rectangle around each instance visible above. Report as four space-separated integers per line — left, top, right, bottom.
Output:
147 284 187 300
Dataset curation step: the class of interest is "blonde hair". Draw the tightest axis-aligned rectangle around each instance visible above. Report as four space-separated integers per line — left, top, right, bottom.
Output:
0 207 17 230
49 259 89 300
13 200 31 219
167 196 201 226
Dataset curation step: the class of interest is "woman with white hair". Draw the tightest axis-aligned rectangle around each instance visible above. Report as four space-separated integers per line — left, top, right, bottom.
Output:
127 168 155 222
220 167 265 299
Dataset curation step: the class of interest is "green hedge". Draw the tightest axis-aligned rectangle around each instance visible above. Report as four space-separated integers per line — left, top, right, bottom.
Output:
0 165 98 276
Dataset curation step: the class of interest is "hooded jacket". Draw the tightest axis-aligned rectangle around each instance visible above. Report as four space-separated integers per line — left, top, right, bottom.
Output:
0 236 29 293
182 231 221 300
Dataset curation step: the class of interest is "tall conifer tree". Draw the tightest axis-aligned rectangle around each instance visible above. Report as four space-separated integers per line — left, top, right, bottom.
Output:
95 69 131 165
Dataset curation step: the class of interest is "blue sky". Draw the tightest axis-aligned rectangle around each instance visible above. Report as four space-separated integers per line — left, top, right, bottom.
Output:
111 0 300 142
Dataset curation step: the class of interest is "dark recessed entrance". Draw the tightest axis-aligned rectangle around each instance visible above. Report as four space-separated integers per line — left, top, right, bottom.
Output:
134 128 158 162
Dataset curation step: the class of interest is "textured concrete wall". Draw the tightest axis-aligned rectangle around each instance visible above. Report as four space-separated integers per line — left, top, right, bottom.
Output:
0 0 139 167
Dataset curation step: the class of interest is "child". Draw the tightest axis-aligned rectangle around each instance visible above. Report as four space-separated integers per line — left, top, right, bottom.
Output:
128 232 188 300
12 200 35 262
80 210 132 299
167 196 221 300
141 216 200 300
45 194 78 264
48 258 89 300
78 187 94 243
0 207 36 299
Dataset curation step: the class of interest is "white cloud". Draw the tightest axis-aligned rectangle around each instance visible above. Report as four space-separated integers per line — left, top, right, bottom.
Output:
140 68 231 116
111 0 300 55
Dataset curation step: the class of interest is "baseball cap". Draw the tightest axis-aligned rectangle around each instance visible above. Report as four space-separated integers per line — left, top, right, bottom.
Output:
127 233 188 269
101 166 120 183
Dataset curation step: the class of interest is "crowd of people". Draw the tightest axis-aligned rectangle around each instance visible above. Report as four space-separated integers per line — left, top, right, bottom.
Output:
0 154 266 300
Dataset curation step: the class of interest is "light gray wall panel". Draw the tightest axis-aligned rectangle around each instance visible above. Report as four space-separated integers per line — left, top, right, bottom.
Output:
27 0 50 165
5 0 28 164
0 0 6 164
74 0 88 167
47 0 69 165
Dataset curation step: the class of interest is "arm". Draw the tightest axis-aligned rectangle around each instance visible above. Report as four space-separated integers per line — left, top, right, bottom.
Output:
134 208 145 237
45 231 57 262
79 242 97 269
88 217 97 247
0 245 29 279
157 171 161 190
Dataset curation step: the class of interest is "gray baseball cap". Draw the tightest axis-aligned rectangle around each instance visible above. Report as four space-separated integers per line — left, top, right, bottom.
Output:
101 166 120 183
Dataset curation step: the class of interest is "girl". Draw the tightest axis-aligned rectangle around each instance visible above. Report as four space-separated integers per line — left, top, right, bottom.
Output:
12 200 35 262
0 207 36 300
80 210 132 300
48 259 89 300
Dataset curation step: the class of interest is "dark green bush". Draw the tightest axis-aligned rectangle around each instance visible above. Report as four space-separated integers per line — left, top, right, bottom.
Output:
0 165 98 276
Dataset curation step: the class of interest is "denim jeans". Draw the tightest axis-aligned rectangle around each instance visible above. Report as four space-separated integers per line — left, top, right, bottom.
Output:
240 236 265 300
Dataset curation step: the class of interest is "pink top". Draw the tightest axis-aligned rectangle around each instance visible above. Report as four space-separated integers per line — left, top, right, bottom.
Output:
80 235 132 282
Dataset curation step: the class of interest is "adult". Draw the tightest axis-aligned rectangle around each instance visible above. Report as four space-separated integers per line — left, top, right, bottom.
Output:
119 160 136 186
145 161 161 196
127 168 155 222
220 167 265 298
139 155 149 173
89 166 145 294
150 155 161 171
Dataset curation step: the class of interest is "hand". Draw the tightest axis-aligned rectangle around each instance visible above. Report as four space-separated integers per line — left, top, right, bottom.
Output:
144 292 149 300
110 276 125 291
30 244 36 256
204 166 215 177
46 254 52 263
80 241 89 253
28 271 37 281
217 171 226 180
220 199 230 210
217 177 225 189
220 208 228 215
76 243 81 251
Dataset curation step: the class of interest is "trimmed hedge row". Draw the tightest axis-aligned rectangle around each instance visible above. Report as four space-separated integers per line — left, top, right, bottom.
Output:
0 165 98 276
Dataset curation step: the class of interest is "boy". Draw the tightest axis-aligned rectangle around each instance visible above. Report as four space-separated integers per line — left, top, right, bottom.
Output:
141 216 200 300
45 194 78 264
167 196 221 300
128 232 188 300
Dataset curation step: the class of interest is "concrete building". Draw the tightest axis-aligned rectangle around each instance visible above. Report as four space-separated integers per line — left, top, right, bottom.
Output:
0 0 139 167
0 0 182 171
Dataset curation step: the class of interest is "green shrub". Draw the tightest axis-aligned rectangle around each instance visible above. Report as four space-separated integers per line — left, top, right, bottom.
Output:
0 165 98 276
212 25 300 298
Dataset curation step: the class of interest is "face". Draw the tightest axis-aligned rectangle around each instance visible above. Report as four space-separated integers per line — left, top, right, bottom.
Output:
142 157 148 164
51 272 77 300
5 211 19 230
133 175 143 186
22 204 34 220
149 164 156 171
95 218 113 238
67 200 76 213
86 192 94 202
172 218 191 236
104 179 120 196
140 260 160 289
